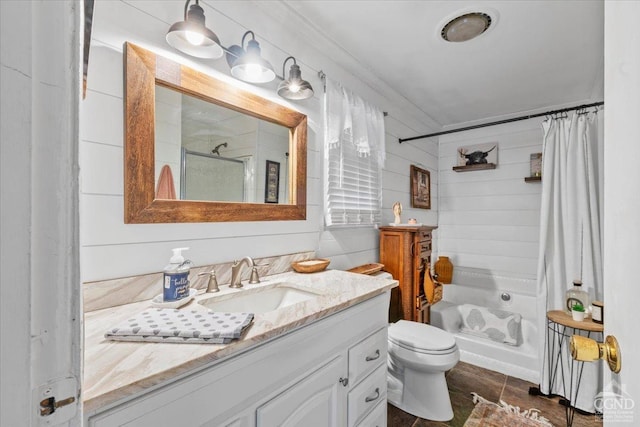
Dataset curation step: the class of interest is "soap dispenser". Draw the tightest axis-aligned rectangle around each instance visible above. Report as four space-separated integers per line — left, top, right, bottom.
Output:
163 247 192 302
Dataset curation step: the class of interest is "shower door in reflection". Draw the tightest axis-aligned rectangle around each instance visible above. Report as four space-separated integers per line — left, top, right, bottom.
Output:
180 148 246 202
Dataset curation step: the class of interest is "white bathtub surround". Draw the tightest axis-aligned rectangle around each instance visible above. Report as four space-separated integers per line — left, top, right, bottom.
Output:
430 268 539 383
536 112 603 412
83 269 396 414
82 251 315 312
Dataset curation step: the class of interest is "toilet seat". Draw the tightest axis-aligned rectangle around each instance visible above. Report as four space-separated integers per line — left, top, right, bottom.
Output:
388 320 457 355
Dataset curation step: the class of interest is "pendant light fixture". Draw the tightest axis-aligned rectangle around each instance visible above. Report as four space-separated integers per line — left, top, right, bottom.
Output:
166 0 224 58
277 57 314 100
226 31 275 84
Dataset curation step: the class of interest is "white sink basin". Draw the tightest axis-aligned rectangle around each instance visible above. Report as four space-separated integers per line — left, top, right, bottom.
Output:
198 283 321 314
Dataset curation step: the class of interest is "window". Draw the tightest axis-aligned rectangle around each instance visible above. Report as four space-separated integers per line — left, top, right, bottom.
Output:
324 79 385 227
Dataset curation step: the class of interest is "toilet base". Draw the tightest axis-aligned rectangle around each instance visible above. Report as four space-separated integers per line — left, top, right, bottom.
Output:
387 368 454 421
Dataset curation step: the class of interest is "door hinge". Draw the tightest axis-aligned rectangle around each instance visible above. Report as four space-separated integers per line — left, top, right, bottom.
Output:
34 376 78 425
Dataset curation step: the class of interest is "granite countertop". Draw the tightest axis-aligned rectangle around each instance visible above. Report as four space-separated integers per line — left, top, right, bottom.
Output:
83 269 397 414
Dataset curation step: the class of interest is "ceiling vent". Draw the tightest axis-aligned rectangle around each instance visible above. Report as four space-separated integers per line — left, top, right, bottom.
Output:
441 12 492 42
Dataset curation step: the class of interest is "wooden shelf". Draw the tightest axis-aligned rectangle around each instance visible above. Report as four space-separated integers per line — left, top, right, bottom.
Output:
524 176 542 182
452 163 496 172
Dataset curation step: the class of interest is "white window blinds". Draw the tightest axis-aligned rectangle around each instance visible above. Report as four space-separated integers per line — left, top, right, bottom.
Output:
324 78 386 227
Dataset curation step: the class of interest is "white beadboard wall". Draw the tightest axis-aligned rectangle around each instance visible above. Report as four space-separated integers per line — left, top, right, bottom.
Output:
80 0 438 282
437 119 545 283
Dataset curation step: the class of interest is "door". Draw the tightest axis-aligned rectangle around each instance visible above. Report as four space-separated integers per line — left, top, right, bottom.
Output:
0 1 82 425
256 355 347 427
602 3 640 424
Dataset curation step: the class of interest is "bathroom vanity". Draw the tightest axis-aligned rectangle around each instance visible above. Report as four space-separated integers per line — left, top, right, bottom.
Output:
83 270 395 426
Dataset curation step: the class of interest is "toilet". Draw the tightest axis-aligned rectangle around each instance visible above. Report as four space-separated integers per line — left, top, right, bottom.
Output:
387 320 460 421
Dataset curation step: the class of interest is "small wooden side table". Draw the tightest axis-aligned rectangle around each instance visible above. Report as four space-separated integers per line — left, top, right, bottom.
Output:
544 310 603 426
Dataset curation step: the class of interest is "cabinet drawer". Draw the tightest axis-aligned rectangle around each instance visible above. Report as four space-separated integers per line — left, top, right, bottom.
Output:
411 240 432 257
348 365 387 427
348 328 387 386
418 240 432 255
355 400 386 427
418 229 432 242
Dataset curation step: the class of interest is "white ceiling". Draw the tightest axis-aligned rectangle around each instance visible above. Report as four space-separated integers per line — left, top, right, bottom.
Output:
280 0 604 130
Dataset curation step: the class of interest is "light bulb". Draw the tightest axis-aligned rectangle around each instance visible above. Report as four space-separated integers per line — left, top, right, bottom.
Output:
185 31 204 46
288 82 301 93
245 63 263 78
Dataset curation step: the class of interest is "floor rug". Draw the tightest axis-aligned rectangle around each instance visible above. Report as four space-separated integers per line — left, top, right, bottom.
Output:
464 393 555 427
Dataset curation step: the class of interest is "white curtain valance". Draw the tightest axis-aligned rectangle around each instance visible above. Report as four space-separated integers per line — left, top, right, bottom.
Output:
325 79 385 164
324 78 386 227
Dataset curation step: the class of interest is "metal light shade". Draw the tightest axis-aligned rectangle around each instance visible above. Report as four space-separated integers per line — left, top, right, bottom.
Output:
166 0 223 58
278 62 314 100
230 37 275 84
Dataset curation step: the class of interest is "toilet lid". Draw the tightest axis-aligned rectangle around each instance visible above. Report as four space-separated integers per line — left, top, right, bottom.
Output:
388 320 457 352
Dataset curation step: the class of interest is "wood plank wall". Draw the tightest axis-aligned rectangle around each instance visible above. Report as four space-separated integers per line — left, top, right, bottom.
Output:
437 119 544 283
80 1 438 281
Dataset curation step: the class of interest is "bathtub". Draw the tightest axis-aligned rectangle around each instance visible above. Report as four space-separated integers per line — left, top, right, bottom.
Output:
430 274 540 383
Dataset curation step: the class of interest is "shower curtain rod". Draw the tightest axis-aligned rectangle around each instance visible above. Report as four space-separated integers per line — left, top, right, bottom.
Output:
397 101 604 144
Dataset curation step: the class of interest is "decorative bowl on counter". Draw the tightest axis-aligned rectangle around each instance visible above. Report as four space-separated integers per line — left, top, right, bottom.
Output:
291 258 331 273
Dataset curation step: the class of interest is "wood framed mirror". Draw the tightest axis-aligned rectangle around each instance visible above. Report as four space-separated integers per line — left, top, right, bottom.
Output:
124 42 307 223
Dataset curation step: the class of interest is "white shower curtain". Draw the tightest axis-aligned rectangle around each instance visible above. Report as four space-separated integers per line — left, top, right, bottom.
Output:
536 111 603 412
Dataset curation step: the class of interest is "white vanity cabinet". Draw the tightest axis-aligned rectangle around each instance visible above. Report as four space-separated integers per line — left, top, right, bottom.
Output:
86 292 390 427
255 355 347 426
347 328 388 427
255 327 388 427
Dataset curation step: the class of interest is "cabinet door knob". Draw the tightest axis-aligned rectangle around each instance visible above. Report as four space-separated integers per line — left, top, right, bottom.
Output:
338 377 349 387
365 387 380 403
365 349 380 362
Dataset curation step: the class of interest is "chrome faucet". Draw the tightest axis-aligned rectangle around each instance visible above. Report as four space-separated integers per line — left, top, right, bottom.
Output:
230 256 261 288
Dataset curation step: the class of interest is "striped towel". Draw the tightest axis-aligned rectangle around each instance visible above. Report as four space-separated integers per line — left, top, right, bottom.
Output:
105 308 253 344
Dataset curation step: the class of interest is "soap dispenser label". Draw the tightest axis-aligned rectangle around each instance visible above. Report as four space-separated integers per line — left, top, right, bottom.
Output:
163 272 190 302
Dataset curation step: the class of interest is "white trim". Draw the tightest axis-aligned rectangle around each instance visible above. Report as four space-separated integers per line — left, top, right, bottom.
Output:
1 0 82 425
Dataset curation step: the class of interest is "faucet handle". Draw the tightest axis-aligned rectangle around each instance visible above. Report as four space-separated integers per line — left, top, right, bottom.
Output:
198 270 220 293
249 263 270 284
249 266 261 284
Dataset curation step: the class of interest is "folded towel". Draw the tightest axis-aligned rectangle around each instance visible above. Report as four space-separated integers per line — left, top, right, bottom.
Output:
105 308 253 344
155 164 176 199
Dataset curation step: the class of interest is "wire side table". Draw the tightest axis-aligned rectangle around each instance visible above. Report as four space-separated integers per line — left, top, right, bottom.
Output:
545 310 603 426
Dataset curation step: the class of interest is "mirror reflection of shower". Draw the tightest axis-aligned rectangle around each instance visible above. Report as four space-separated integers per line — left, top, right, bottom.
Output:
212 142 227 156
154 85 289 204
181 148 248 202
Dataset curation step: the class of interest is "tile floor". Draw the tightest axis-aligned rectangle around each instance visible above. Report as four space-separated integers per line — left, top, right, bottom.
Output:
387 362 603 427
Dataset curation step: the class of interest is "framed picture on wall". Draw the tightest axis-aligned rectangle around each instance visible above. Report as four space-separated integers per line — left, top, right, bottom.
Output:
265 160 280 203
410 165 430 209
530 152 542 177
